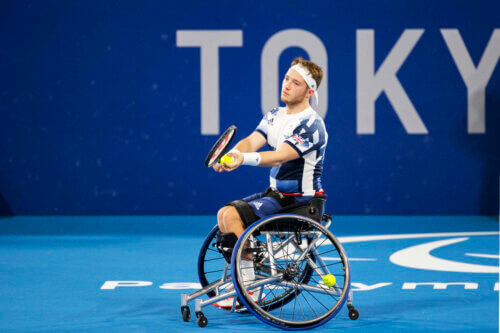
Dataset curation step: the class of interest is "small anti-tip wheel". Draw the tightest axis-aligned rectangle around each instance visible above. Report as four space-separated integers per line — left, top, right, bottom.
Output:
181 306 190 322
196 312 208 327
348 306 359 320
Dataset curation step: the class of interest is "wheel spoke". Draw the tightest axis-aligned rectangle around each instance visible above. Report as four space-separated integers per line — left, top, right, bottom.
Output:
204 257 225 262
204 269 225 274
230 215 350 328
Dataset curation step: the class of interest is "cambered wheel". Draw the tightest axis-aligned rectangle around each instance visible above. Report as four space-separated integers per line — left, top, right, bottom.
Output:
232 214 351 330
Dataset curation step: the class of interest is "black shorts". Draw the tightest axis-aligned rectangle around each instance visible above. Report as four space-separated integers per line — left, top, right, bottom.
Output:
227 188 312 228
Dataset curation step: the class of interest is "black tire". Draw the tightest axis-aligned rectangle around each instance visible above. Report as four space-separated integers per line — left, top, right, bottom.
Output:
196 314 208 327
181 306 190 322
348 308 359 320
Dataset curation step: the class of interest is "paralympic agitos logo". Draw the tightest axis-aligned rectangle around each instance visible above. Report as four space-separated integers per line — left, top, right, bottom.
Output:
100 231 499 292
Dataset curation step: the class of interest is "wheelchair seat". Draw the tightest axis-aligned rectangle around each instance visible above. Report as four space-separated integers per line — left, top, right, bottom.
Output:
255 195 327 232
275 194 327 222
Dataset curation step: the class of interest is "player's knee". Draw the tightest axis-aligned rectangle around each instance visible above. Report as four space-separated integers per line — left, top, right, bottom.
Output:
217 207 229 230
223 206 239 220
222 207 242 230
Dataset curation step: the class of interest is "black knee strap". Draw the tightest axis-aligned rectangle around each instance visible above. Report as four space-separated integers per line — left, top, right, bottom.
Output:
226 200 259 228
216 231 238 263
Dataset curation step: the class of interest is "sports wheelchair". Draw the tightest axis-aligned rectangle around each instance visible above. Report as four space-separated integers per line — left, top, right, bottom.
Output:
180 196 359 329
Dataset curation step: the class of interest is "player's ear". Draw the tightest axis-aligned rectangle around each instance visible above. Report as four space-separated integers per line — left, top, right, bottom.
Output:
308 88 315 98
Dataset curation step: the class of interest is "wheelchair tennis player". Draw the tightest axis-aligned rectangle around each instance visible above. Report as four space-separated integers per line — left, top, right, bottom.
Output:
212 57 328 307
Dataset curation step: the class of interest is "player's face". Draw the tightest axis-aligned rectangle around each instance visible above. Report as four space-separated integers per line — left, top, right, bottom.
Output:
280 69 309 105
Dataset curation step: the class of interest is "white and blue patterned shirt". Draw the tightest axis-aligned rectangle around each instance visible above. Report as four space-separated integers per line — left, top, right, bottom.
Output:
255 107 328 196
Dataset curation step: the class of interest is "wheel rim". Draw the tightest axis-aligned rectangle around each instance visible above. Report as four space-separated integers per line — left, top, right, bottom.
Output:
232 214 351 329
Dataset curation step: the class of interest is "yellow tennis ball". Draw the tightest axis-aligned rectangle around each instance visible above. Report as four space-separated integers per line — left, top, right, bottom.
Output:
322 274 336 287
220 155 234 165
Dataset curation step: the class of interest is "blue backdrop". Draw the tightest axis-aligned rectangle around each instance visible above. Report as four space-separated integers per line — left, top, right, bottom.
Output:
0 1 498 215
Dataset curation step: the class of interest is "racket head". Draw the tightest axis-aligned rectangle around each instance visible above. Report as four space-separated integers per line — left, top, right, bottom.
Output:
204 125 237 168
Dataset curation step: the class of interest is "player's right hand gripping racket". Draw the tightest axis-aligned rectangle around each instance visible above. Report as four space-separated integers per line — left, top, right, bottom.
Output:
204 125 237 168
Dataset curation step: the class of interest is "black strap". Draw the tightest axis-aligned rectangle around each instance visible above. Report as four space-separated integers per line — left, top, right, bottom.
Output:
216 231 238 263
263 188 295 207
226 200 259 228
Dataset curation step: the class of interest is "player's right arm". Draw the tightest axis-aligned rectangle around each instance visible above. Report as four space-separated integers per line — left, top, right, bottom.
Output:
232 131 266 153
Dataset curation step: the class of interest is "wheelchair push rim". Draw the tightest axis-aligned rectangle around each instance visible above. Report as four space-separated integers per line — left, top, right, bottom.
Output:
231 214 351 330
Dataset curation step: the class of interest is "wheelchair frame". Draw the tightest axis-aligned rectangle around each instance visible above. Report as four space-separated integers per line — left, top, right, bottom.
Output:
180 213 359 329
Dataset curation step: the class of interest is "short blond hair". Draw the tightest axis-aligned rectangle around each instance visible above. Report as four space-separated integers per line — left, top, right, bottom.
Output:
291 57 323 88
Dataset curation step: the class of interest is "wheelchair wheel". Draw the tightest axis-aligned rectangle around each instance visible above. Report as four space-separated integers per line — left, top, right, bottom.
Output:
231 214 351 330
197 225 231 298
198 224 314 312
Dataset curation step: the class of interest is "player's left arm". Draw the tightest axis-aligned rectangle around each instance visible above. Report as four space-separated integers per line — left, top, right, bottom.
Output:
223 142 298 171
223 117 326 171
256 143 299 167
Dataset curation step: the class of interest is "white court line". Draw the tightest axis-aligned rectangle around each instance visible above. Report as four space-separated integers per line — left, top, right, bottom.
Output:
322 257 376 261
389 237 499 273
338 231 499 243
465 253 500 259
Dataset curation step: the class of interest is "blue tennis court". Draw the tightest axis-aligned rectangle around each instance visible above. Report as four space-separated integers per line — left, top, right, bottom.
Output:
1 215 497 332
1 1 499 332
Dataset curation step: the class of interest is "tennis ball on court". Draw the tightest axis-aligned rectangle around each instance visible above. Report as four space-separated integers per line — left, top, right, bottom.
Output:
322 274 336 287
220 155 234 165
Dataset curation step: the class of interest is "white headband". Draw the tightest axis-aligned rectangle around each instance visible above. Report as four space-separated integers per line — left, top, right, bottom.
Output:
290 64 319 105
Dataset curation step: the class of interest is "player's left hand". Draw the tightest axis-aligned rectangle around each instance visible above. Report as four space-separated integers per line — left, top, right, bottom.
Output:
221 151 243 171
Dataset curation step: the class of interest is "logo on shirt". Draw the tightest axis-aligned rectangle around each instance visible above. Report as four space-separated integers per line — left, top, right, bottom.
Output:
287 134 310 149
291 134 307 145
254 202 263 210
267 118 274 126
291 134 305 145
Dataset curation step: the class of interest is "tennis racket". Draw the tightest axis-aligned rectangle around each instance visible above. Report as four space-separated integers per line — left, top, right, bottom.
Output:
204 125 237 168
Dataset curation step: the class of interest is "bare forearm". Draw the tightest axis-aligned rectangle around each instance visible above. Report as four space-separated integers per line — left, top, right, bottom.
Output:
258 151 291 167
233 137 255 153
233 132 266 153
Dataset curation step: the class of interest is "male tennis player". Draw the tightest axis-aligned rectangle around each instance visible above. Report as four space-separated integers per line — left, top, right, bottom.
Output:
213 57 327 307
